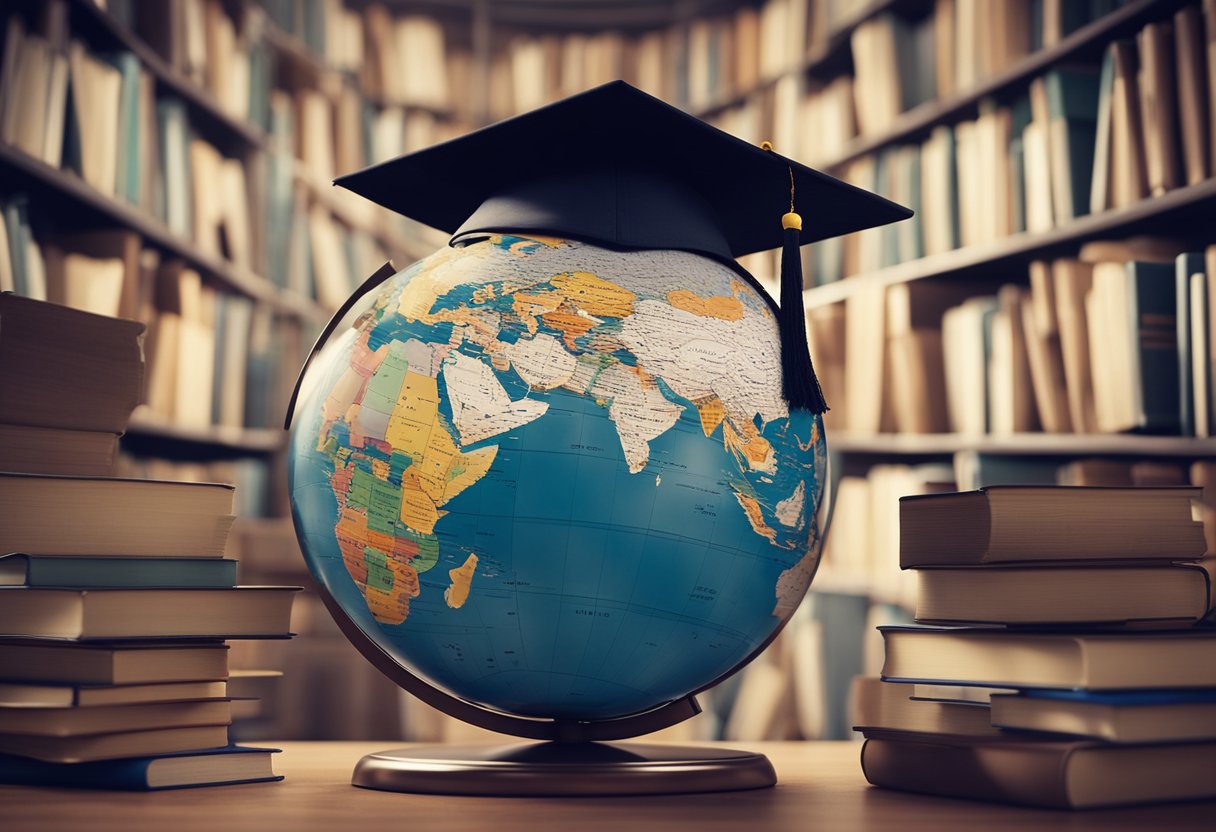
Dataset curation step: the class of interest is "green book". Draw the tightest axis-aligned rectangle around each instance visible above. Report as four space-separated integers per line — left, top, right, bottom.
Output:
1008 96 1032 234
1176 253 1206 436
1044 68 1100 220
1125 260 1181 434
0 554 238 588
102 52 140 206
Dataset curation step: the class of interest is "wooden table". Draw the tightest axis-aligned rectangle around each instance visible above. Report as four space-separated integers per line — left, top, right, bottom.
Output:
1 741 1212 831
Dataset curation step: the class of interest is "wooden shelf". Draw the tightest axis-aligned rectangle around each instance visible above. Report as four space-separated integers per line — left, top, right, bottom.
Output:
817 0 1185 173
0 144 326 321
68 0 267 152
828 432 1216 458
804 177 1216 308
125 414 285 454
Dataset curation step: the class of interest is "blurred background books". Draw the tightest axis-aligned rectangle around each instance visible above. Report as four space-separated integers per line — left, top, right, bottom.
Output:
0 0 1214 750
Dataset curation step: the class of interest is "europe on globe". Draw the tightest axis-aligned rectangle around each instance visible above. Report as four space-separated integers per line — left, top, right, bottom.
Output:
289 234 827 722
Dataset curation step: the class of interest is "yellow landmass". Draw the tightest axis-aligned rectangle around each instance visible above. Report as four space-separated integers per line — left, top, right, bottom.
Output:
666 289 744 321
362 557 420 625
723 419 776 473
400 475 443 535
371 459 390 479
694 396 725 437
795 420 822 452
384 372 439 461
444 553 479 608
443 446 497 504
734 492 778 545
551 271 636 318
513 289 563 335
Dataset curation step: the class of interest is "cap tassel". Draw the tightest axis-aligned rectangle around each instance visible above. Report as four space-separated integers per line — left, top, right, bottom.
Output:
764 142 828 414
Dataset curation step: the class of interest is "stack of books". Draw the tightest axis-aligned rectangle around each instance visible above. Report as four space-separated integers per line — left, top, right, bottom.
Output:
853 485 1216 809
0 295 297 790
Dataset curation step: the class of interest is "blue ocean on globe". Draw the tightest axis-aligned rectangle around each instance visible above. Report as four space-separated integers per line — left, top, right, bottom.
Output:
289 235 826 721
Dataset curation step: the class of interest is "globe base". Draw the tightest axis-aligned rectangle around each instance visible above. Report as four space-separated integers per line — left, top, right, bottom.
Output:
351 741 777 796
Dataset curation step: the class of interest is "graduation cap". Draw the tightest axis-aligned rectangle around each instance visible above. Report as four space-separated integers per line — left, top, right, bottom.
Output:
335 80 911 414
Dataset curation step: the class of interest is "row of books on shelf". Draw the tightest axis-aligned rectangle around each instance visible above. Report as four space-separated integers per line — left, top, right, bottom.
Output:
0 288 301 467
1 4 431 304
809 242 1216 438
807 3 1216 282
853 484 1216 809
0 295 297 788
821 457 1216 611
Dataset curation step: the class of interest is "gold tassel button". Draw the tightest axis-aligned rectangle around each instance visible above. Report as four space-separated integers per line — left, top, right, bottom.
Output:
781 211 802 231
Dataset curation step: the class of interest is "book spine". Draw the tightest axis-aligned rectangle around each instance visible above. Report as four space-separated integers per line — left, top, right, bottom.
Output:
1126 261 1181 433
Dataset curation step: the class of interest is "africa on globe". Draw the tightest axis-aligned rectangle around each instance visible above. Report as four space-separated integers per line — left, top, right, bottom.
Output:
288 234 827 722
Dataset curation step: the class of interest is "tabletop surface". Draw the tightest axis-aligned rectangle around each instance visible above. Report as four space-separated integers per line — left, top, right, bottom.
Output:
1 741 1213 831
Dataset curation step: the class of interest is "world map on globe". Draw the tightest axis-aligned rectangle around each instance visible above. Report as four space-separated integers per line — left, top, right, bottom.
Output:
289 234 827 720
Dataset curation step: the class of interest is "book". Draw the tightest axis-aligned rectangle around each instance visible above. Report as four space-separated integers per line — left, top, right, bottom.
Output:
1044 67 1099 222
899 486 1205 567
951 451 1060 490
851 677 999 737
991 689 1216 743
0 473 235 557
1051 259 1097 432
1088 260 1180 434
0 724 229 763
0 554 238 588
914 560 1216 626
1178 252 1207 436
0 679 226 707
0 423 118 477
941 296 997 434
0 294 144 434
0 699 231 736
879 627 1216 690
0 586 297 639
0 642 229 685
861 734 1216 809
1021 262 1072 432
910 683 1013 704
1136 20 1182 197
0 745 280 790
1174 5 1210 186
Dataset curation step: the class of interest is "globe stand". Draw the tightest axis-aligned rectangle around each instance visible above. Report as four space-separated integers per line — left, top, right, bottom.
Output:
352 741 776 796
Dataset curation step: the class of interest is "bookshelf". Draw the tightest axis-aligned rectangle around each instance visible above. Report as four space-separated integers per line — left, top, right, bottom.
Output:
806 177 1216 307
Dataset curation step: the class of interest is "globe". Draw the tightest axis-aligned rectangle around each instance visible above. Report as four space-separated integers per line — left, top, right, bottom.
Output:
288 233 827 724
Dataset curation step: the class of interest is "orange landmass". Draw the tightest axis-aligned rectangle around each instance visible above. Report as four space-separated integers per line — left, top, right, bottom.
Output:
722 419 776 473
542 309 598 351
666 289 744 321
550 271 636 318
733 492 778 545
694 395 725 437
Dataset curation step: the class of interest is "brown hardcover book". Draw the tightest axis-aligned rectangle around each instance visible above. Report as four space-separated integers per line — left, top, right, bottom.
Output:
0 724 229 763
1174 5 1211 186
0 642 229 685
0 294 143 434
0 473 235 557
0 679 227 708
900 486 1205 567
1110 39 1149 207
915 560 1216 626
0 586 298 640
0 699 231 737
880 627 1216 689
861 734 1216 809
1137 21 1182 196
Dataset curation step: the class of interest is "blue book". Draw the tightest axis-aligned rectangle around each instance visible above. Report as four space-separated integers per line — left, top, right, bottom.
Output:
0 554 238 588
0 746 281 790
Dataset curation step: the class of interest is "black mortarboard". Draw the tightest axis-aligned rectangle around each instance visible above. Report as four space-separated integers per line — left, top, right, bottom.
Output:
334 80 912 412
